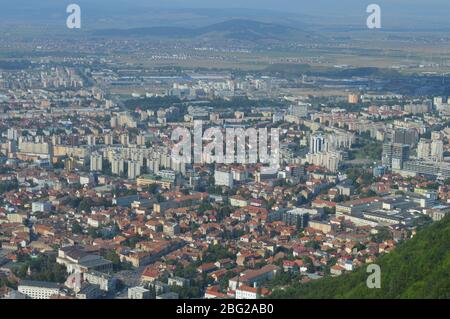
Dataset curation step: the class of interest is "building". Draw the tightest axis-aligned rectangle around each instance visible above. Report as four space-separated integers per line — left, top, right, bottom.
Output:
168 276 189 287
32 201 52 213
373 166 386 177
235 284 270 299
431 140 444 162
76 283 102 299
57 246 113 274
228 265 279 291
83 271 116 292
214 170 234 188
90 152 103 172
348 93 360 104
418 139 444 162
336 197 383 216
111 157 125 175
392 128 419 147
309 134 326 154
128 160 141 179
136 134 146 146
120 134 129 146
163 222 180 236
87 135 96 146
137 171 178 189
128 286 151 299
7 128 18 141
281 208 312 228
402 160 450 179
18 280 61 299
382 143 410 170
289 102 309 118
305 151 342 173
104 133 113 145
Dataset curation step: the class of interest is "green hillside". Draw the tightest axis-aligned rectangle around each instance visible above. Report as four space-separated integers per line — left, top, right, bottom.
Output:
270 215 450 299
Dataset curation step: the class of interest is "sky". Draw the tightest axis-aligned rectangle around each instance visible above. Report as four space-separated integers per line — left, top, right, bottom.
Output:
2 0 450 29
84 0 450 16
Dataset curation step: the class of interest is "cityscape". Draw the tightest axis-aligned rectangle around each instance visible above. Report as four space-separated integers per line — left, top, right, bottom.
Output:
0 0 449 303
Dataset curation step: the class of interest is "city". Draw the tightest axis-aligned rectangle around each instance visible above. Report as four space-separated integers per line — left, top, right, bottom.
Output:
0 0 449 304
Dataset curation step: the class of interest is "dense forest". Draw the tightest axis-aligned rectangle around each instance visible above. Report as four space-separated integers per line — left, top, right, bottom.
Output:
269 215 450 299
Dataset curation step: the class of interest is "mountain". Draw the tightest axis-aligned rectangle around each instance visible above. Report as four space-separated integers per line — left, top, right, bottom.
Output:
92 19 308 41
269 215 450 299
196 19 300 41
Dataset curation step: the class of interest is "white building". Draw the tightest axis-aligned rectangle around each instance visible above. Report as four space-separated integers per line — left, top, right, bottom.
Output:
90 152 103 172
214 170 234 188
32 201 52 213
128 160 141 179
309 134 326 154
111 157 125 175
83 271 116 292
128 286 151 299
18 280 61 299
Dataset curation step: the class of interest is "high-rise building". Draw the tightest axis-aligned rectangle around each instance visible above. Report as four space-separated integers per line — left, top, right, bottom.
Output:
214 170 234 188
51 135 61 145
136 134 146 146
87 135 96 146
70 135 79 147
65 157 75 172
90 152 103 172
305 151 342 173
128 160 141 179
382 143 410 170
431 140 444 162
7 128 18 141
392 128 419 147
120 134 129 146
111 157 125 175
281 208 311 229
104 134 113 145
110 116 118 128
417 139 444 162
7 141 17 158
309 134 326 154
417 139 431 160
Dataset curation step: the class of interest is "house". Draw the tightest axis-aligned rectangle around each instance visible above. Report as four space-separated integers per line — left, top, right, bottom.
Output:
168 276 189 287
228 265 279 290
235 284 271 299
229 196 249 207
197 262 217 274
330 264 345 276
204 285 229 299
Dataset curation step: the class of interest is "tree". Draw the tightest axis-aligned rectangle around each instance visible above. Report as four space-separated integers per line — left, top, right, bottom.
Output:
102 250 123 271
269 215 450 299
78 198 94 213
71 222 83 234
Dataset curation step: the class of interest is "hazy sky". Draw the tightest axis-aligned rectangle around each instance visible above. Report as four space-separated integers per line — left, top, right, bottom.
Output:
2 0 450 29
5 0 450 15
96 0 450 17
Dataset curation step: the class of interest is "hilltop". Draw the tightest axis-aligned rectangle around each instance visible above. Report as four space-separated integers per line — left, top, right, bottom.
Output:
269 215 450 299
92 19 313 42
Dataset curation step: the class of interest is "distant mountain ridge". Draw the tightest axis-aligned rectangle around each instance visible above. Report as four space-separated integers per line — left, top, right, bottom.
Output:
92 19 309 41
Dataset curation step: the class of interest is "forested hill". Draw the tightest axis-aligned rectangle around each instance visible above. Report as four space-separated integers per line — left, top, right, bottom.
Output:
270 215 450 299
